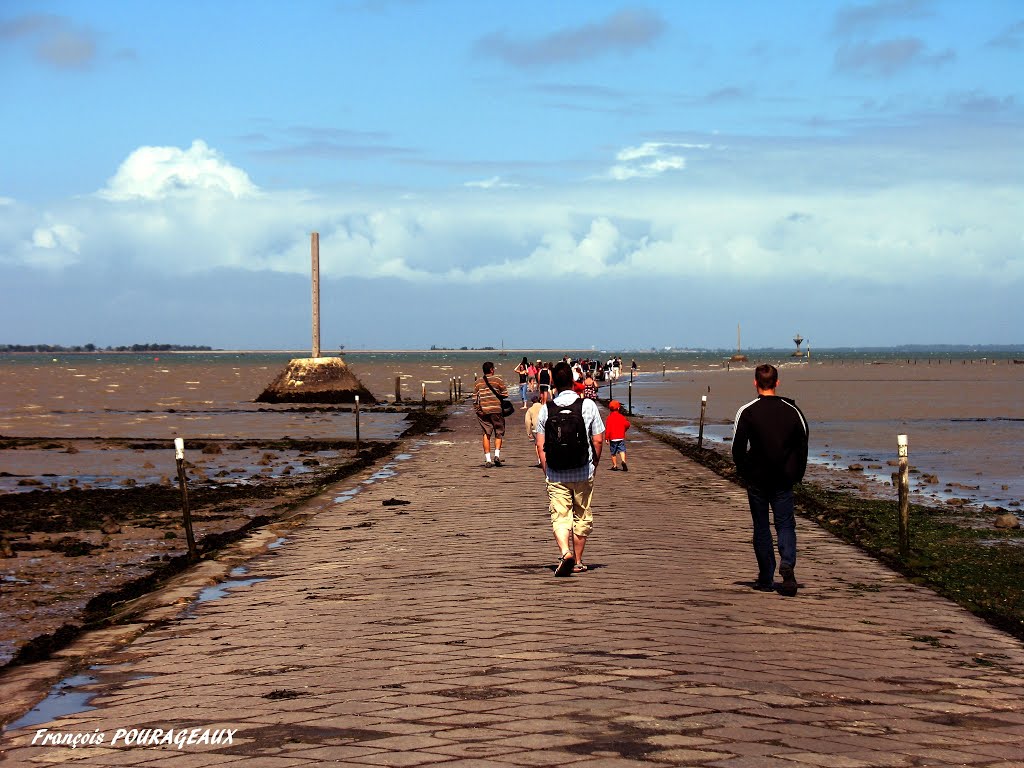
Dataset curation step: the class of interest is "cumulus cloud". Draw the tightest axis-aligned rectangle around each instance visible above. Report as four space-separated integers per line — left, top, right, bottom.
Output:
0 136 1020 293
0 13 97 70
474 8 666 69
98 140 258 201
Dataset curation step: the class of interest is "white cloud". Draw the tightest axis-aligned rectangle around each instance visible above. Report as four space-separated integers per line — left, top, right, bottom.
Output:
607 141 696 180
98 140 258 201
464 176 519 189
0 138 1020 292
24 222 82 268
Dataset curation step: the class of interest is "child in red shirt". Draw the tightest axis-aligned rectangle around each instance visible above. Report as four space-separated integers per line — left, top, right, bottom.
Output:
605 400 631 471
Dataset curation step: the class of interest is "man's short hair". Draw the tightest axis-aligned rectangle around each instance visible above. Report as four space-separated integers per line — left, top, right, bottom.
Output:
552 361 574 390
482 361 495 375
755 363 778 391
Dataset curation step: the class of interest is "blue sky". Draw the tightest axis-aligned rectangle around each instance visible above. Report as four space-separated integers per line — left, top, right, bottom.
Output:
1 0 1021 350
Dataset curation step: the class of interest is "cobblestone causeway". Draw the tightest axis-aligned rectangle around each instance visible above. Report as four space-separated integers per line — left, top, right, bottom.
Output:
3 403 1024 767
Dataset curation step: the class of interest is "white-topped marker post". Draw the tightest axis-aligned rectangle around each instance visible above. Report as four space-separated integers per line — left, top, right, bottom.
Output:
173 438 198 561
898 434 910 558
354 395 360 451
698 395 708 448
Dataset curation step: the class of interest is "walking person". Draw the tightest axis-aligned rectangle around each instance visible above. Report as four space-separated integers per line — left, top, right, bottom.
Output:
536 361 605 576
524 391 547 468
537 362 552 396
514 356 530 407
473 361 509 468
605 400 630 471
732 363 809 596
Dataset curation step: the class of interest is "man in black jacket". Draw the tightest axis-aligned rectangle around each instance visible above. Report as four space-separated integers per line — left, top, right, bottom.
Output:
732 363 809 596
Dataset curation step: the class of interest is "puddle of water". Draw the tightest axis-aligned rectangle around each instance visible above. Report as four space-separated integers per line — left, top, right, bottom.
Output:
4 674 98 731
229 566 249 577
363 464 398 484
334 487 362 503
267 536 288 549
394 453 413 461
194 577 267 604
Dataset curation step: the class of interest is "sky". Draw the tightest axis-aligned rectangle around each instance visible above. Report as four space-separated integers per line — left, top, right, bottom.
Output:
1 0 1022 351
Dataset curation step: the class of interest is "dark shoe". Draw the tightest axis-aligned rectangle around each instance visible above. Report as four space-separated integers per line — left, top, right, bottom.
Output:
493 457 502 467
621 463 628 472
779 566 798 596
534 462 542 468
611 465 620 471
752 581 775 592
554 552 575 577
484 461 493 469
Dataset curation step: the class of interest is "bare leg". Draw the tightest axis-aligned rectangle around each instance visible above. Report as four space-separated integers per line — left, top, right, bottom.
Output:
481 434 491 455
553 528 573 559
573 533 587 567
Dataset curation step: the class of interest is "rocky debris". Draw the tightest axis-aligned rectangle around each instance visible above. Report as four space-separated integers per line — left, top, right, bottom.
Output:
256 357 378 405
993 513 1021 529
100 516 122 535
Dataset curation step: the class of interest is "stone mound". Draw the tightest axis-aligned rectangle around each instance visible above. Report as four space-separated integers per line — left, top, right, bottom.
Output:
255 357 378 405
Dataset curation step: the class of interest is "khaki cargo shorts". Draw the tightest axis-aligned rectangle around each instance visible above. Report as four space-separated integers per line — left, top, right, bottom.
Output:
546 478 594 538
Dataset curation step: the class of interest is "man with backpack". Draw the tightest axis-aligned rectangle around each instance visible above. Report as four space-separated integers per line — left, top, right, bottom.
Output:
535 361 605 576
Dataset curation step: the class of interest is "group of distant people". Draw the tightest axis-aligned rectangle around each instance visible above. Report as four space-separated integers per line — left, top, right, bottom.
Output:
473 356 808 595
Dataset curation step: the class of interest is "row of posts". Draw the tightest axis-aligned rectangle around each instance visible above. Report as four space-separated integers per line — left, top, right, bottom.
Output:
391 377 464 406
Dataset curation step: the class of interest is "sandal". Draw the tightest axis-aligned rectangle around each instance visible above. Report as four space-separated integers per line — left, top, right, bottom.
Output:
554 551 575 577
573 563 588 572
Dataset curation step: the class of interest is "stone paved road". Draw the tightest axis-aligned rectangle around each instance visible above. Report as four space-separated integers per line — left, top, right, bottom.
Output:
3 403 1024 767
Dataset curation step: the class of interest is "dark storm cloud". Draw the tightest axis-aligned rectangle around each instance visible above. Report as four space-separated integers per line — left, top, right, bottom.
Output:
474 7 666 69
0 13 97 70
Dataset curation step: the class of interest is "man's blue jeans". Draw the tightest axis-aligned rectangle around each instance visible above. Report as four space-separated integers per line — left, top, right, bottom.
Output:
747 486 796 585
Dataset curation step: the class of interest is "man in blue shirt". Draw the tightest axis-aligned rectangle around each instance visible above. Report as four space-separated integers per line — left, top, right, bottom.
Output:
535 361 605 576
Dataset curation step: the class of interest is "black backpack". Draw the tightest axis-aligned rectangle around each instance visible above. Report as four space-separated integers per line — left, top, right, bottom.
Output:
544 396 590 470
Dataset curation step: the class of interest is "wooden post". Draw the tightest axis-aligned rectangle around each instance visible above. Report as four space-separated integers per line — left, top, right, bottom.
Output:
311 232 320 359
449 377 453 404
608 376 613 401
662 363 666 378
898 434 910 558
174 438 198 561
394 376 401 403
422 382 427 408
354 395 360 451
627 380 633 415
698 395 708 448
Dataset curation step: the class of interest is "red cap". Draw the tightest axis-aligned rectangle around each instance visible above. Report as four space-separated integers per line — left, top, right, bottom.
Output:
609 400 621 411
